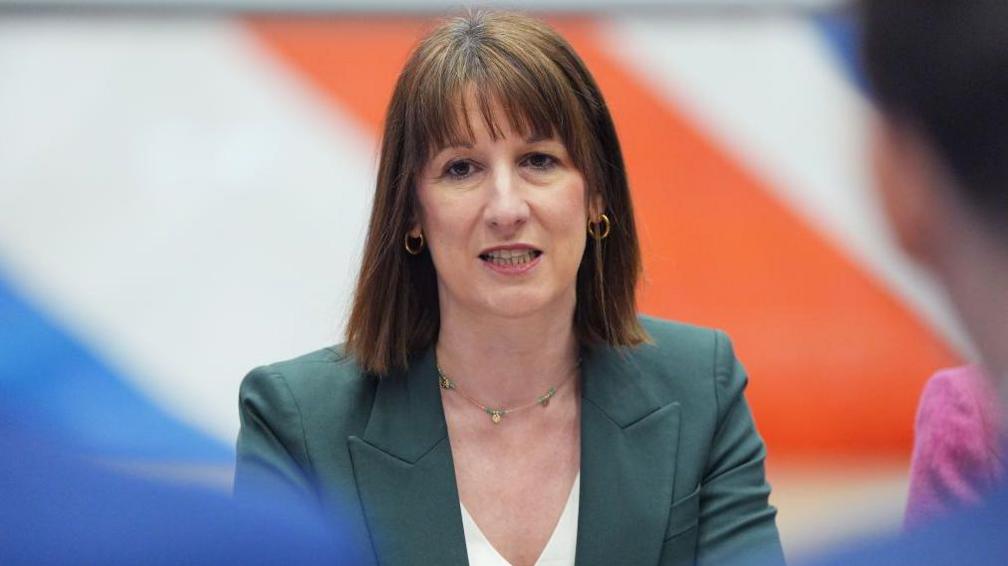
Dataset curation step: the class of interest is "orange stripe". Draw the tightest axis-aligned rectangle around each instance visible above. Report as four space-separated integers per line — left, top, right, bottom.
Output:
246 16 959 458
246 17 424 131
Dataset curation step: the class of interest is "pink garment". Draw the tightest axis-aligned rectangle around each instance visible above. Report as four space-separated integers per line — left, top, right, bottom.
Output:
904 365 1005 528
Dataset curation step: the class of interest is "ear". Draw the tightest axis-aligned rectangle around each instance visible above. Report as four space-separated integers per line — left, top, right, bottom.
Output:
870 115 944 266
407 222 422 238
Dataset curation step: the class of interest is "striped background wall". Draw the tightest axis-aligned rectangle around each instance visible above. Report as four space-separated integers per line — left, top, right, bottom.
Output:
0 10 968 557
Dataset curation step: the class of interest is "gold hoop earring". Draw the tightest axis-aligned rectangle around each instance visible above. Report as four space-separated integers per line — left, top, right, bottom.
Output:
404 232 424 255
588 214 610 240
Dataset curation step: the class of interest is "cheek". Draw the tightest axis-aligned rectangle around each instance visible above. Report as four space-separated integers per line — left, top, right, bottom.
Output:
548 176 590 263
418 193 479 262
565 175 589 231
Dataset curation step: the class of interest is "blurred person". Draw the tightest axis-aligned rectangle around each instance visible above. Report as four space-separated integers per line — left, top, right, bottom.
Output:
0 398 352 565
804 0 1008 563
235 10 783 566
904 365 1004 528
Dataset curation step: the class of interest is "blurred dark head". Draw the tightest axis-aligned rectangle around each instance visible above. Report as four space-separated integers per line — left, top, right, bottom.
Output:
861 0 1008 237
862 0 1008 380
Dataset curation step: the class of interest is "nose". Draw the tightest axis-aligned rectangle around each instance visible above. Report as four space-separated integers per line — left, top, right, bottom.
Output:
483 166 529 234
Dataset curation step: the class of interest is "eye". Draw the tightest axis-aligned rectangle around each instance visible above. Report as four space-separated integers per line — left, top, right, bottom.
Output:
523 152 557 170
443 159 476 180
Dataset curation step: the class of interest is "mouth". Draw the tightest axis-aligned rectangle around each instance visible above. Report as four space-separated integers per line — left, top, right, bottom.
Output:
478 247 543 267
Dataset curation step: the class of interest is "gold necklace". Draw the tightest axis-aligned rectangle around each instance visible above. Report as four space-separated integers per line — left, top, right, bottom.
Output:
436 360 580 424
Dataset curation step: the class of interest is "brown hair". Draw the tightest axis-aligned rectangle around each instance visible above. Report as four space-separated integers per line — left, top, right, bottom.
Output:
345 10 646 375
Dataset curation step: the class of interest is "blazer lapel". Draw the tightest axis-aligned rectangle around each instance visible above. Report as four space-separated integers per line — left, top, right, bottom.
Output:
575 345 682 566
348 349 468 565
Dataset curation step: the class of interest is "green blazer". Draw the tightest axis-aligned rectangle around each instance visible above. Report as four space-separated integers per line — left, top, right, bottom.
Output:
235 317 784 565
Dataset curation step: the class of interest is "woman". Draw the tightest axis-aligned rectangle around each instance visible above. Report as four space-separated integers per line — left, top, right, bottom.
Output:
236 11 783 566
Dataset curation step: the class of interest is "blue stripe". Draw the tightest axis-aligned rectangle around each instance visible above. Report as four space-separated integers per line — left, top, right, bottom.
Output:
813 11 867 93
0 269 231 463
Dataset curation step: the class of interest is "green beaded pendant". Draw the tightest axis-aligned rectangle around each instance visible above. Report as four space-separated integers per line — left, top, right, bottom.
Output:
538 387 557 408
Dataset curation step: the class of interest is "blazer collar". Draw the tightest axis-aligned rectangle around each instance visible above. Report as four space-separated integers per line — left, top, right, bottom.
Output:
576 343 682 566
347 345 682 566
580 343 665 427
347 348 467 565
357 348 448 463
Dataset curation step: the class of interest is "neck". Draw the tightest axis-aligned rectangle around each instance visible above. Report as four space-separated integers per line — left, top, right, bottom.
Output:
435 298 579 407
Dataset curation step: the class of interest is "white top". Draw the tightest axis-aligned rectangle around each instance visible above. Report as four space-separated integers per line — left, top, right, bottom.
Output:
459 473 580 566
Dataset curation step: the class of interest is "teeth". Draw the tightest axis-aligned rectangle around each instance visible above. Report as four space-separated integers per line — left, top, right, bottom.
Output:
483 249 539 265
492 249 521 259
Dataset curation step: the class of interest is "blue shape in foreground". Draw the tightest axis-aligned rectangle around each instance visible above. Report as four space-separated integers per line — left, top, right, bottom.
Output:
0 269 231 463
0 399 350 565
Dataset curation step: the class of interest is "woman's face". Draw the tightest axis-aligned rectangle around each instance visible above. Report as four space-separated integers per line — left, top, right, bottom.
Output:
413 98 592 322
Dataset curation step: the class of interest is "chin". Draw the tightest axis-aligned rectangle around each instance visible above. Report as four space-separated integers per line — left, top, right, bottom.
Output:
477 286 570 319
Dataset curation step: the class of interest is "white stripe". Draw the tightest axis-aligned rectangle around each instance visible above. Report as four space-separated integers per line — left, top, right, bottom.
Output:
0 18 376 442
601 16 973 357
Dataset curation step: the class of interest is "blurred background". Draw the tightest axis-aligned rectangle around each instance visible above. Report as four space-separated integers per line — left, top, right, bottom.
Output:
0 0 968 561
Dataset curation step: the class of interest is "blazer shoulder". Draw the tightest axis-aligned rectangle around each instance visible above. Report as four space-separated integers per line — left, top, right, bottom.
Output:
630 315 743 411
636 315 726 374
240 346 377 438
639 315 721 351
